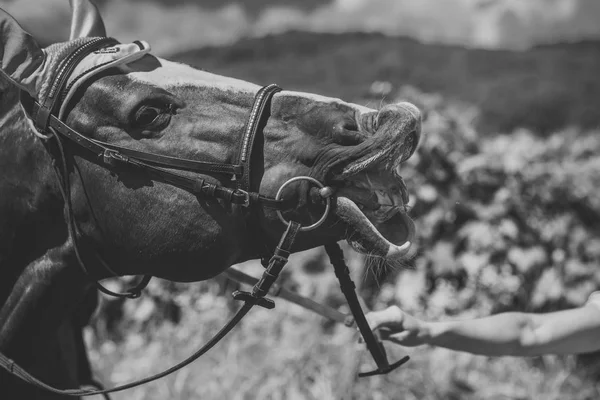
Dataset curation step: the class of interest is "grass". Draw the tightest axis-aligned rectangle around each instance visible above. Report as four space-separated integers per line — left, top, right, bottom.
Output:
87 249 600 400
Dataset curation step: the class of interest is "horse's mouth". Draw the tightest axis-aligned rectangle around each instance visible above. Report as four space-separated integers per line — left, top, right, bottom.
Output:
332 159 416 261
323 102 419 262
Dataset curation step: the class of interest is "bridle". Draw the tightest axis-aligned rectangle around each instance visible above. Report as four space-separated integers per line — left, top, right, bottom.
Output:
1 38 408 397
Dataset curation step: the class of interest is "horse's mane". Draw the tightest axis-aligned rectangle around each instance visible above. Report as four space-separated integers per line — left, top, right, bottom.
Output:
0 75 35 141
0 73 20 110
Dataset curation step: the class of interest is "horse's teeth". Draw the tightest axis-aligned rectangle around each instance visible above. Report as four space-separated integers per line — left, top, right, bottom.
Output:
375 190 393 206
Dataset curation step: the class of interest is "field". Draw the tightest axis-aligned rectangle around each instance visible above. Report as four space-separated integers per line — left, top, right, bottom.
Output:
87 33 600 400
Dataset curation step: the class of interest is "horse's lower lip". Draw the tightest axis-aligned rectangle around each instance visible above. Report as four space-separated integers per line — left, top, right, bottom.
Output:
334 196 414 260
370 205 402 223
335 179 407 217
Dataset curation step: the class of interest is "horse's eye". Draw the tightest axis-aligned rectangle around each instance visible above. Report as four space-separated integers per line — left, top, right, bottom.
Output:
135 106 161 127
133 104 173 131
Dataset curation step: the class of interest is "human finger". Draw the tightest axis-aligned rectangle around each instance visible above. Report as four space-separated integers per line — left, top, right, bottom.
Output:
365 306 403 331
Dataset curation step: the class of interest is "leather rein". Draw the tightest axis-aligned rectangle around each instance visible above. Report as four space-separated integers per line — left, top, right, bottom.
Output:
1 38 408 397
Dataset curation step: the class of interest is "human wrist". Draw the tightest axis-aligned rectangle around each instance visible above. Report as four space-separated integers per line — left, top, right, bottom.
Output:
422 320 450 346
416 320 435 344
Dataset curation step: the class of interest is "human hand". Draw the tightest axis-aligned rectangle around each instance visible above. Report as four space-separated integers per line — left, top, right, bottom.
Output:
365 306 429 347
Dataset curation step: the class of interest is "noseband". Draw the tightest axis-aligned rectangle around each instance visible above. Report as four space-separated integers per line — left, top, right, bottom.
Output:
3 38 408 397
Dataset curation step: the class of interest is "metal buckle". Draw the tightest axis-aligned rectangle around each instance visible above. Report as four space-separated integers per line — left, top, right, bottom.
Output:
103 149 128 166
236 189 251 207
275 176 332 232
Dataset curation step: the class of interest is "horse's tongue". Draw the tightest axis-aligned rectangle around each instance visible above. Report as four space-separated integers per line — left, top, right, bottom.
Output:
335 196 411 259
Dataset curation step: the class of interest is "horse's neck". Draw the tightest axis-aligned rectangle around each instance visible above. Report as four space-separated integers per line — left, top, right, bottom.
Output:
0 82 65 259
0 78 36 136
0 80 47 157
0 80 21 124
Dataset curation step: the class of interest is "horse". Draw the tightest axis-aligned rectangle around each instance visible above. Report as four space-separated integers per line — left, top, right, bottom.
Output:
0 0 421 398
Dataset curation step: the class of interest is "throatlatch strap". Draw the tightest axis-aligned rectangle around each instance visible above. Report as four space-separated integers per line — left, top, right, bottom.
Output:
51 132 151 300
94 274 152 299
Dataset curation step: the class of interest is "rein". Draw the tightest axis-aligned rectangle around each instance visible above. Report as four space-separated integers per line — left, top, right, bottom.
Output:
1 38 409 396
0 222 303 397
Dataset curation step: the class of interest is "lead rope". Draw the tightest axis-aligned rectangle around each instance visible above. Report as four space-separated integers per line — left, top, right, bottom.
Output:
325 242 410 377
0 221 301 397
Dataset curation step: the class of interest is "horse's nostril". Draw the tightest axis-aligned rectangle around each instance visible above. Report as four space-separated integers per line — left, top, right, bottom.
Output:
333 119 364 145
341 119 359 132
397 102 422 121
401 130 419 162
377 102 422 129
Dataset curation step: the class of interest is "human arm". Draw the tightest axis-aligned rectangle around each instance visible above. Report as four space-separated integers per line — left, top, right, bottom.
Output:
366 302 600 356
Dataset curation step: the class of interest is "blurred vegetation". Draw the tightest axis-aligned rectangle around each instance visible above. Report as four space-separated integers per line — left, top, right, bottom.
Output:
86 36 600 399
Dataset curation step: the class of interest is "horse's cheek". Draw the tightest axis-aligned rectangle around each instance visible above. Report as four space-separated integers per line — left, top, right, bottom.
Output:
72 174 242 276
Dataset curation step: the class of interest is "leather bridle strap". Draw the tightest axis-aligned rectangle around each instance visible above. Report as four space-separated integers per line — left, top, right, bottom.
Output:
102 151 287 210
237 83 282 192
46 114 233 184
21 38 286 299
0 221 302 397
31 37 120 132
224 266 355 326
37 91 286 209
325 242 410 377
22 81 286 299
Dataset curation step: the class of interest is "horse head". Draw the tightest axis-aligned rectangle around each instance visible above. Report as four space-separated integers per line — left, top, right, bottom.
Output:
1 0 421 283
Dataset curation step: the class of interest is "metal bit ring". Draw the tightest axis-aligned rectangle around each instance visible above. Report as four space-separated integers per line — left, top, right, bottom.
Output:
275 176 331 232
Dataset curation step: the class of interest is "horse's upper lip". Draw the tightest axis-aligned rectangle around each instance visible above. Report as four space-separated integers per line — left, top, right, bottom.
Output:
336 149 388 179
329 132 418 182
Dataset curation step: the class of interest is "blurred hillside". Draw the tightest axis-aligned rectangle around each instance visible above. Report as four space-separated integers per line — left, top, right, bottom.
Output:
173 31 600 135
6 0 600 54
